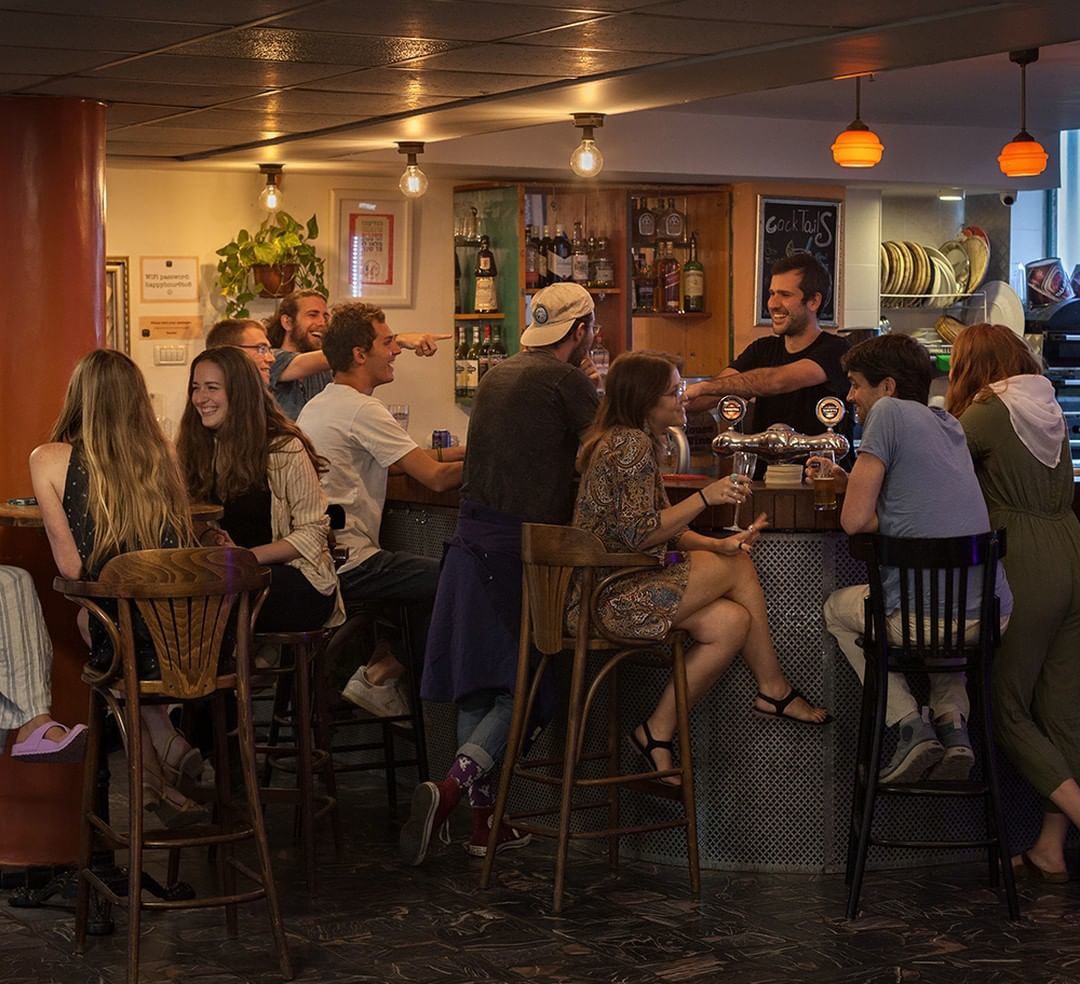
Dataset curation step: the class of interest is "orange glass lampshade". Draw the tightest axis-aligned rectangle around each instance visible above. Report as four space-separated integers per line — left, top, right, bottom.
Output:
998 130 1048 177
831 122 884 168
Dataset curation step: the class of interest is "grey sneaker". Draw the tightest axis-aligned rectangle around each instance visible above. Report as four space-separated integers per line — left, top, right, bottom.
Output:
342 666 410 720
879 708 944 785
926 711 975 781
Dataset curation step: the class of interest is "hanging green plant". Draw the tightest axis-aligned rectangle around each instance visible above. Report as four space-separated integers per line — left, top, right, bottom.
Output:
215 211 327 317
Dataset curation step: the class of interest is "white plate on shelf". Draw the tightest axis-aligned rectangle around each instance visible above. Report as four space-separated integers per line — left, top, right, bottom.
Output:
963 280 1024 335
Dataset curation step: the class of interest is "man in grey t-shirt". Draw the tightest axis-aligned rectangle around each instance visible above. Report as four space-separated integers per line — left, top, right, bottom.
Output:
821 334 1012 785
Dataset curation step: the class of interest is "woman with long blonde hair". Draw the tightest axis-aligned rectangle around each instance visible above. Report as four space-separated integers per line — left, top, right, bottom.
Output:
947 322 1080 883
30 349 205 824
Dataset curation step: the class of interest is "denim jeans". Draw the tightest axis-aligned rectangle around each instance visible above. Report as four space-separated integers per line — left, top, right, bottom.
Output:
455 689 514 774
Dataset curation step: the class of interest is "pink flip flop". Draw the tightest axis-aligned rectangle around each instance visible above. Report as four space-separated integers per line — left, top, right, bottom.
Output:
11 721 88 763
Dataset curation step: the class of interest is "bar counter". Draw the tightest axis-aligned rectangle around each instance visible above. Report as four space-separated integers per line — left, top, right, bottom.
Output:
382 476 1043 873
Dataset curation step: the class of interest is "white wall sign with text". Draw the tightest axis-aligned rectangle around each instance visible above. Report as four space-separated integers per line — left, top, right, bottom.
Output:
140 256 200 303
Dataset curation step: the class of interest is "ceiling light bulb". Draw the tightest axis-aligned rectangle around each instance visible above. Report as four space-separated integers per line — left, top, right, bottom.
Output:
258 183 283 211
570 138 604 178
396 141 428 199
398 163 429 198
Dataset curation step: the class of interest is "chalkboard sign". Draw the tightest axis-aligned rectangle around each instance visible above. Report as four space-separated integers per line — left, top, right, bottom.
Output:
755 197 842 326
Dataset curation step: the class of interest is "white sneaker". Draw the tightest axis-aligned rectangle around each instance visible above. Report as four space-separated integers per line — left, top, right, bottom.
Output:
342 666 411 720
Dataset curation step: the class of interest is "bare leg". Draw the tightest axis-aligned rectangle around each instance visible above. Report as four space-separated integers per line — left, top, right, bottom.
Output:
1016 808 1069 876
366 638 405 685
14 714 67 744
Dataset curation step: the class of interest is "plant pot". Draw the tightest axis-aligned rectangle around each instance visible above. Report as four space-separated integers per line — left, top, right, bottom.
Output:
252 263 297 298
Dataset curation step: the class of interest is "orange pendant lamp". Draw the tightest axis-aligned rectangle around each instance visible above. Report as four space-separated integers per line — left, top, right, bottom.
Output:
998 49 1048 178
831 75 884 168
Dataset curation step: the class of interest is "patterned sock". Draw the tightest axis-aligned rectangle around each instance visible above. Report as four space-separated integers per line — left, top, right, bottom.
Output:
447 753 484 791
467 774 495 808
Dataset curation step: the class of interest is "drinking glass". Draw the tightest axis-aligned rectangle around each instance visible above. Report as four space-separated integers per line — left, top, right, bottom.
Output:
388 403 410 431
810 450 837 511
726 451 757 531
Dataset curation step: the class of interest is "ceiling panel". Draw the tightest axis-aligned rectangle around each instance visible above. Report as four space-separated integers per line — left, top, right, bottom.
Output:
96 53 355 87
227 88 450 116
105 140 227 156
0 73 49 90
515 15 831 55
107 125 289 144
32 77 266 107
0 0 317 23
313 67 569 97
272 0 610 43
407 42 676 75
106 103 205 127
175 28 463 66
141 107 367 131
644 0 1000 27
0 46 130 77
0 11 220 51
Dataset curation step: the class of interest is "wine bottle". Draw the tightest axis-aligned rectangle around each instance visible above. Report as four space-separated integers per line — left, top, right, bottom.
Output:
682 232 705 313
539 224 552 287
633 251 655 313
474 235 498 313
656 240 681 313
524 225 539 290
478 323 492 383
465 325 481 397
454 325 469 397
489 323 507 369
571 221 590 285
551 223 572 282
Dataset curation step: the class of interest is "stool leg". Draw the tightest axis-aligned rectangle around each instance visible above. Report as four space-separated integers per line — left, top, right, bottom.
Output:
607 661 621 874
398 609 430 782
74 690 103 952
978 657 1019 919
553 645 589 913
311 650 343 861
213 692 239 937
125 700 145 984
672 638 700 899
294 644 317 894
262 667 294 788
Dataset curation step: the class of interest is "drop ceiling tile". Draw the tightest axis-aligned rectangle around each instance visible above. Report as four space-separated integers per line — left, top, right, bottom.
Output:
97 53 353 87
228 88 448 116
409 42 675 76
500 0 653 9
169 107 375 131
0 0 313 25
0 11 220 52
108 125 288 144
0 74 50 92
645 0 993 28
314 67 568 97
33 77 266 106
516 15 829 55
175 28 463 67
106 139 222 157
106 103 195 126
0 45 128 75
272 0 608 43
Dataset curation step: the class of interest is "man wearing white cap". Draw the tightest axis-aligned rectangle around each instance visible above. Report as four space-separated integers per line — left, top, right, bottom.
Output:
400 282 600 866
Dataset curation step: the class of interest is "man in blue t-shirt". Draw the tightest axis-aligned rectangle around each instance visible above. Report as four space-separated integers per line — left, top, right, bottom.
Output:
821 334 1012 784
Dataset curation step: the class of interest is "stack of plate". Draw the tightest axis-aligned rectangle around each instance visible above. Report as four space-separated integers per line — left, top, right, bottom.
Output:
880 227 990 308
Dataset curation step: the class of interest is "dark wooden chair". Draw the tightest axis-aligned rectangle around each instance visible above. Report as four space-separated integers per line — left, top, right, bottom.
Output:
846 531 1018 920
57 547 292 983
480 523 700 913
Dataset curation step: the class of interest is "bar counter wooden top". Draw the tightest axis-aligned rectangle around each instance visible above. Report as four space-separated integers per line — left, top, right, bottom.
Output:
386 473 843 532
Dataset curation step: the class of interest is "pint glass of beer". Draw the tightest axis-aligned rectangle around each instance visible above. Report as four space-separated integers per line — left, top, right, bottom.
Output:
810 450 837 511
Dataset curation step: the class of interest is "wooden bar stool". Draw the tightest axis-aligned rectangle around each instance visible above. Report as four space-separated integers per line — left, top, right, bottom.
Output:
845 531 1019 920
58 546 292 983
480 523 700 913
256 626 343 894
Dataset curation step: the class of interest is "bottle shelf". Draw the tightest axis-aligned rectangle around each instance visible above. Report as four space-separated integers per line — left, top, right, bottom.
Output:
632 311 711 319
455 312 505 320
524 287 621 296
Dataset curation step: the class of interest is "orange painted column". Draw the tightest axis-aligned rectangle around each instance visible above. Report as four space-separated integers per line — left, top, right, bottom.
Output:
0 97 105 866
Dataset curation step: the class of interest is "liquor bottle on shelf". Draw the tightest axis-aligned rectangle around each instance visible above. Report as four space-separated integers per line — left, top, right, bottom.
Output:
551 223 572 282
663 197 685 241
525 225 540 290
633 197 657 246
632 251 655 313
539 224 552 287
592 237 614 288
478 324 492 383
587 234 599 284
465 324 481 397
589 331 610 393
454 251 463 314
488 323 507 369
571 222 590 285
682 233 705 313
474 235 498 313
454 325 469 397
656 240 682 313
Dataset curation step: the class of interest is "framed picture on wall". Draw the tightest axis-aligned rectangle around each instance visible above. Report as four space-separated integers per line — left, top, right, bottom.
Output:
755 197 842 326
105 256 131 353
331 189 413 307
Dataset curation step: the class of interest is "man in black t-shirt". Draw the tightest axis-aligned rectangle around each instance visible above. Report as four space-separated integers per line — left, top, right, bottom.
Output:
686 253 851 447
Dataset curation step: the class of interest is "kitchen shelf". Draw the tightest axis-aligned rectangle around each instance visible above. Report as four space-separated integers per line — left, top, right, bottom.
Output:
455 312 505 320
632 311 711 319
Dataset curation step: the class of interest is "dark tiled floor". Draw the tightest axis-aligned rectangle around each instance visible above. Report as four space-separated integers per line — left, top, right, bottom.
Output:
4 777 1080 984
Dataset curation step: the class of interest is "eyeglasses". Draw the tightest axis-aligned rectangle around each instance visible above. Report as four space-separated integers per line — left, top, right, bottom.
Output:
664 381 687 400
238 343 272 356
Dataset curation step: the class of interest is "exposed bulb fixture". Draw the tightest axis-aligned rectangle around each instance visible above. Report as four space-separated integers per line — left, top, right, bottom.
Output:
569 113 605 178
831 75 884 168
258 163 284 211
998 49 1048 178
396 141 429 198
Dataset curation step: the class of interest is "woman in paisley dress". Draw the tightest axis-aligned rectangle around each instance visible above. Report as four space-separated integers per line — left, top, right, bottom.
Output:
571 352 829 782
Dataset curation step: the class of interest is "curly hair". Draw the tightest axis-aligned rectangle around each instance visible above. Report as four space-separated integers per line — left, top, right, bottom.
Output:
946 322 1044 418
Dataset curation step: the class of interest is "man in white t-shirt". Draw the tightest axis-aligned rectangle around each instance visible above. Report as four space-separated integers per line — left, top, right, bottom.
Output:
297 302 464 716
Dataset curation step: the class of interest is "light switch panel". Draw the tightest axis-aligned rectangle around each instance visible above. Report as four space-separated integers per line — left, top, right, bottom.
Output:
153 343 187 366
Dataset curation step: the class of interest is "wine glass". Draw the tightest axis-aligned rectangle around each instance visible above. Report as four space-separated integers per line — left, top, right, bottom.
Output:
726 451 757 532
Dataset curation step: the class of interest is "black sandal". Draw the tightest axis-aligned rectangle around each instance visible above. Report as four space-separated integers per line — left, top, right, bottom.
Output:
753 688 833 726
628 722 681 785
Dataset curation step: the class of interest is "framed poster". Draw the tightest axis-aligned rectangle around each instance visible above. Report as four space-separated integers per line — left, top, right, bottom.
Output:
105 256 131 352
755 197 842 326
332 189 413 307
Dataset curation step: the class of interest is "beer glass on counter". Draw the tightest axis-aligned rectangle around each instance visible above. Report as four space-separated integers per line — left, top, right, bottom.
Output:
810 450 837 511
726 451 757 531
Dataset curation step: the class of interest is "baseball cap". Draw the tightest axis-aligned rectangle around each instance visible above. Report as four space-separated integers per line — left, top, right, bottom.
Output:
520 282 594 347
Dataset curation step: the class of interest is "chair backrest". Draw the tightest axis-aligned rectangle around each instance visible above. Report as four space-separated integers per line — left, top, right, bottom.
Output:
58 547 270 699
521 523 658 655
849 531 1005 660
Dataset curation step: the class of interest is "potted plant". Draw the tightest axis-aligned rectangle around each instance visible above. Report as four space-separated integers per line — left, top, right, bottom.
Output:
215 211 327 317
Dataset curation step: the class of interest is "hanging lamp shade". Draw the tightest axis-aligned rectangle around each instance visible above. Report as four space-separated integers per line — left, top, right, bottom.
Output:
831 76 884 168
998 50 1046 177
